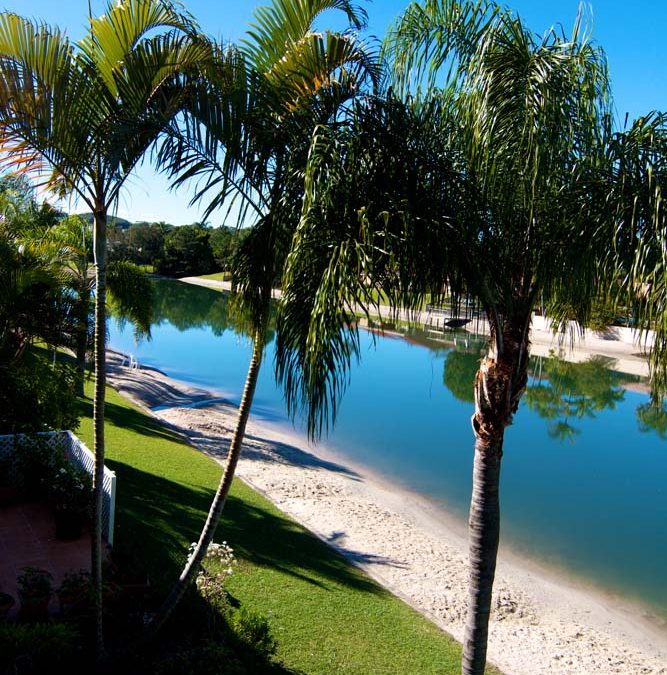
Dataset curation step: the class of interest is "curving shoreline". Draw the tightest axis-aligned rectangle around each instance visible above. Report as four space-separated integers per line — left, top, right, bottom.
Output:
106 348 667 674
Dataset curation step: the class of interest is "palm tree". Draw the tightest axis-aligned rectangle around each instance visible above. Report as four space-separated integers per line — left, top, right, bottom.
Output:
275 2 666 673
46 215 153 394
0 194 71 366
148 0 379 635
0 1 209 655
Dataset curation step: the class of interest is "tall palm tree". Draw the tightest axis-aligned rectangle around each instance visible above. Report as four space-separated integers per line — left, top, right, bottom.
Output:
0 1 209 655
148 0 379 635
276 2 666 673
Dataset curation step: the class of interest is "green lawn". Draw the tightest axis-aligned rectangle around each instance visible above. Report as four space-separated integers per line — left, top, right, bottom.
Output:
198 271 231 282
75 383 473 674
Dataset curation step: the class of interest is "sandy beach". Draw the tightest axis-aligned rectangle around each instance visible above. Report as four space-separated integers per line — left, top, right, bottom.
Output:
106 348 667 675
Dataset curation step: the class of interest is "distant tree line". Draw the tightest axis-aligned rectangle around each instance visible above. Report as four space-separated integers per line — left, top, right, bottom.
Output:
102 218 249 277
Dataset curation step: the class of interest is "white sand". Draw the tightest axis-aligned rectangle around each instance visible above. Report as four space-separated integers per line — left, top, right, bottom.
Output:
106 350 667 674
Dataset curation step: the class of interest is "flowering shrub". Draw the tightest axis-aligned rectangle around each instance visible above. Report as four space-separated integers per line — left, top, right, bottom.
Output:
189 541 236 604
49 463 92 511
188 541 236 612
181 541 278 663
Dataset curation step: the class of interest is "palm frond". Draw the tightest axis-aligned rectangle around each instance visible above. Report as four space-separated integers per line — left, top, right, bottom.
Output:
79 0 199 98
0 13 98 203
387 0 500 95
242 0 367 73
276 95 466 437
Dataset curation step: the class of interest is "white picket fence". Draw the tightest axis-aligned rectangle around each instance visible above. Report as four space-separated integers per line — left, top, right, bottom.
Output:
0 431 117 546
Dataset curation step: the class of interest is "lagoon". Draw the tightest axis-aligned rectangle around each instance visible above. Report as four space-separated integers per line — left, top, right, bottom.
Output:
108 279 667 616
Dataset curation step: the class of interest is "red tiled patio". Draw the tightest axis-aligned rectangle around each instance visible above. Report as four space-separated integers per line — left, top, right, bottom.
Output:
0 500 91 618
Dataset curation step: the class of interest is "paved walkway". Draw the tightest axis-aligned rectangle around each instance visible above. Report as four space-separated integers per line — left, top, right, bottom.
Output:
0 501 90 617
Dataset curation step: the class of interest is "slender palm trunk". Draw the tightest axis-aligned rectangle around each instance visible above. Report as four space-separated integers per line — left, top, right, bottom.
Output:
462 426 503 674
147 330 264 637
75 285 90 396
91 206 107 660
462 321 529 675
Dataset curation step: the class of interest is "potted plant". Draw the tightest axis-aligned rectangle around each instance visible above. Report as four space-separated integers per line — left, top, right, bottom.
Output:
57 570 91 617
49 463 92 540
17 567 53 621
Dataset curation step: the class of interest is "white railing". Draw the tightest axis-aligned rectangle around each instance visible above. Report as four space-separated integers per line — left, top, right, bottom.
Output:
0 431 117 546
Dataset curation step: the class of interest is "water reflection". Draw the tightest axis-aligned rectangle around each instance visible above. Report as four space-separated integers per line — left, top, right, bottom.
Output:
379 324 654 441
525 355 635 442
151 279 275 343
152 278 232 335
148 285 663 442
443 347 483 404
636 396 667 439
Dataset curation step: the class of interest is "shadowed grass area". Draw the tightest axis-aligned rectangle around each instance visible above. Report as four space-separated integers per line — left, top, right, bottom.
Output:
76 382 479 674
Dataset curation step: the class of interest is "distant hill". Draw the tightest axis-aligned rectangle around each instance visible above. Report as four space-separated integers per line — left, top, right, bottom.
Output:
78 212 133 229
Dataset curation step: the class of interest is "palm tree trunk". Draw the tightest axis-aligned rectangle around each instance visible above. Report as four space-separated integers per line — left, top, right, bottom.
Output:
146 329 264 638
91 206 107 660
462 423 503 675
75 285 90 397
462 319 530 674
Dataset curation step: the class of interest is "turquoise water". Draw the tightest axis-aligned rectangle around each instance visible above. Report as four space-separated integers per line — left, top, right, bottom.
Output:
109 280 667 615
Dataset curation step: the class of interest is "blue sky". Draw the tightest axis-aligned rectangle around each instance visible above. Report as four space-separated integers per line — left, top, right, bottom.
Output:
6 1 667 225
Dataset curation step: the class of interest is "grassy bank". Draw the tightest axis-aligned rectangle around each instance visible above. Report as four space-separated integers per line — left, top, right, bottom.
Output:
198 271 231 282
76 382 472 674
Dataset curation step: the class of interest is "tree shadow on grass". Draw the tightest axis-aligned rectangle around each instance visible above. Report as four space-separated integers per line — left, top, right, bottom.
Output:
108 460 381 598
77 395 186 445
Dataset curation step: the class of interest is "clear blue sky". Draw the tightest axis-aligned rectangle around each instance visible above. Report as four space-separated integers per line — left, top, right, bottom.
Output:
7 1 667 225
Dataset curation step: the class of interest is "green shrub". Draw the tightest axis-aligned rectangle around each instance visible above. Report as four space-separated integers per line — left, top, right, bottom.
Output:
49 462 93 511
0 353 79 434
587 297 616 331
228 607 277 657
0 622 79 674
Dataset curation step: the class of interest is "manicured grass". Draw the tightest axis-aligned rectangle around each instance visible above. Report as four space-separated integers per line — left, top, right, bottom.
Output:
75 383 473 674
198 271 231 282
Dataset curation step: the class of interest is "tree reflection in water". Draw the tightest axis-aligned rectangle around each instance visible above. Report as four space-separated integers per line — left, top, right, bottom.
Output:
636 395 667 439
439 341 656 442
149 279 275 342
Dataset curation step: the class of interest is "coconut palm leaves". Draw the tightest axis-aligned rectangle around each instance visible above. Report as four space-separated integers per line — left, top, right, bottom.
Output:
148 0 379 635
275 2 664 673
276 94 466 436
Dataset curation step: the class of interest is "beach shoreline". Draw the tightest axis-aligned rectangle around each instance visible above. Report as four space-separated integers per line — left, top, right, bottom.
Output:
106 348 667 675
179 275 653 379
